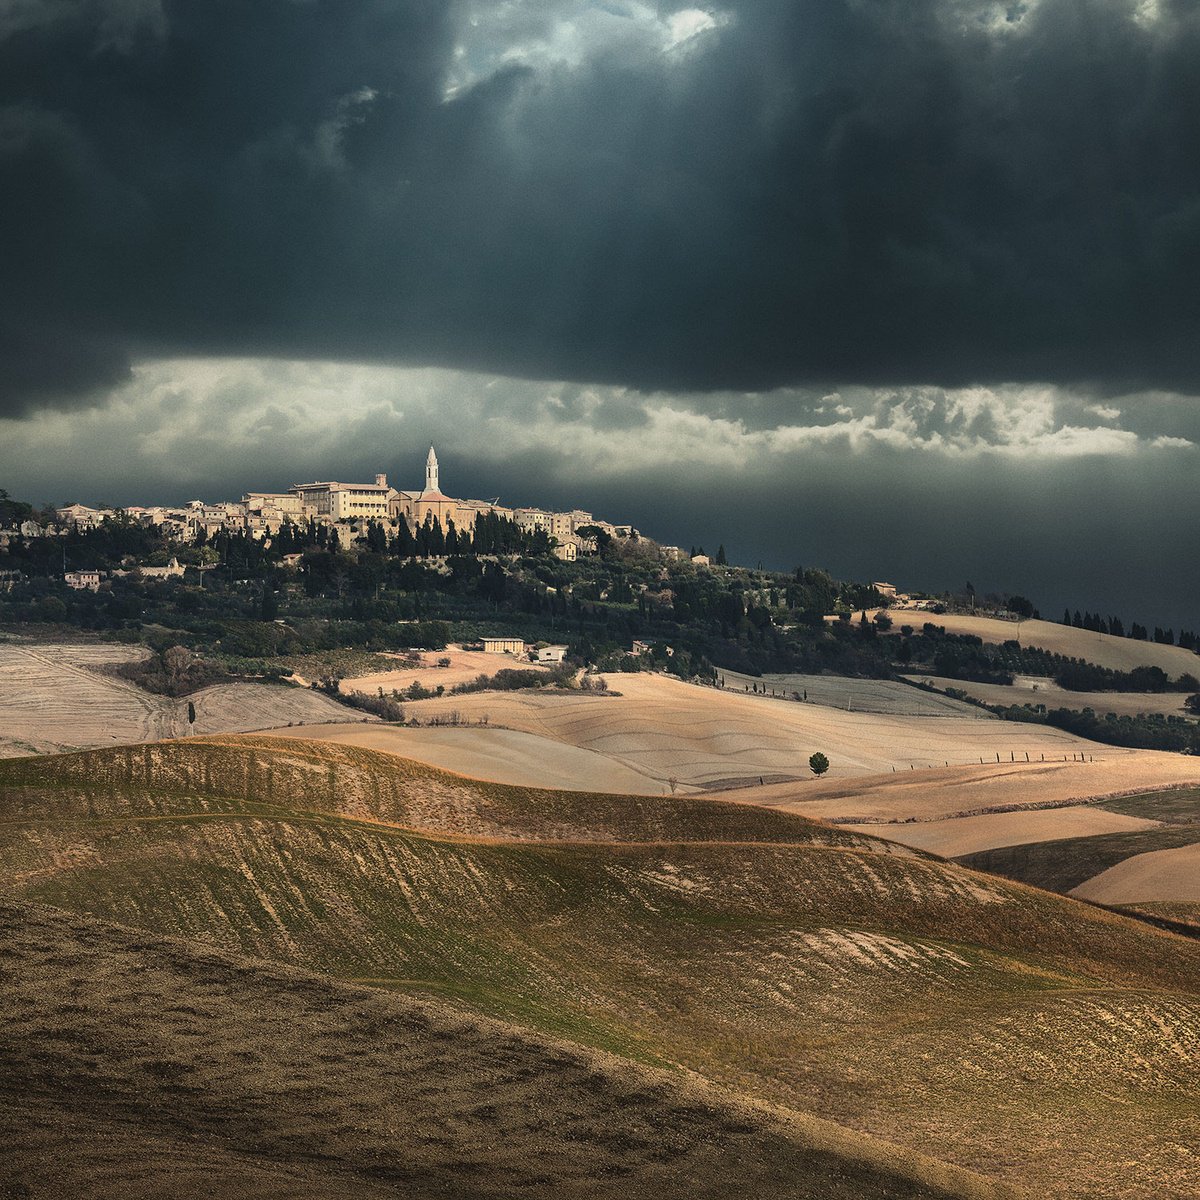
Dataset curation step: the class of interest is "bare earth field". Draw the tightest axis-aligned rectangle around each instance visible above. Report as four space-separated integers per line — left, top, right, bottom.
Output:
392 673 1121 788
953 789 1200 908
904 673 1194 720
0 641 361 756
1071 841 1200 904
846 805 1161 858
341 644 550 694
1070 840 1200 902
883 612 1200 677
265 723 683 795
720 669 986 717
742 756 1200 824
5 737 1200 1197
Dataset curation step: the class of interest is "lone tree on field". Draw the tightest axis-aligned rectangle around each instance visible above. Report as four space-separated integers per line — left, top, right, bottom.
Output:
809 752 830 777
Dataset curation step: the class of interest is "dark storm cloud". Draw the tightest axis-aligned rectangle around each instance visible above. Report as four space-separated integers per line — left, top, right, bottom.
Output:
3 0 1200 415
579 446 1200 632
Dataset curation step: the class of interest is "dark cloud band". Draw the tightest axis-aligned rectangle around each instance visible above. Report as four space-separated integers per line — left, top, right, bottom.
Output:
2 0 1200 414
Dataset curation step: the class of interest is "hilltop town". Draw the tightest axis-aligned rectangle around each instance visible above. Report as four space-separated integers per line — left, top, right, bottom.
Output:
4 447 649 572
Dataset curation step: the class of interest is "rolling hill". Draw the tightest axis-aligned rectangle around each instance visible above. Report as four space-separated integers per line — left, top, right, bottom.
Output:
3 736 1199 1198
718 669 987 717
881 612 1200 677
903 673 1195 721
265 723 685 794
4 900 1010 1200
739 756 1200 838
335 671 1143 788
0 641 360 757
958 787 1200 915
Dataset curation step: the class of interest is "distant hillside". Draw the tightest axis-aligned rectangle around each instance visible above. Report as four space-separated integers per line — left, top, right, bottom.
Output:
368 671 1135 786
890 613 1200 677
0 641 358 757
2 738 1199 1197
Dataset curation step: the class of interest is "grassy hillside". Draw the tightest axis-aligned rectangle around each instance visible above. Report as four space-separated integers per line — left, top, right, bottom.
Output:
1118 901 1200 935
0 735 875 846
4 900 1013 1200
3 738 1200 1197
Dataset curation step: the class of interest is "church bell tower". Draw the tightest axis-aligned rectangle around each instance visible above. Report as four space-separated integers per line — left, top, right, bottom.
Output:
425 445 439 493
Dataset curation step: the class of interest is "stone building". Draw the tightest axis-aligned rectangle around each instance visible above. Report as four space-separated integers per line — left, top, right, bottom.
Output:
64 570 102 591
513 507 553 535
56 504 111 529
482 636 525 655
244 492 305 535
186 500 246 542
406 447 462 532
290 475 394 522
138 557 186 580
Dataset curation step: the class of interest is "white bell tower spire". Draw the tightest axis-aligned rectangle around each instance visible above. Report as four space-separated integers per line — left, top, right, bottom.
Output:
425 445 439 493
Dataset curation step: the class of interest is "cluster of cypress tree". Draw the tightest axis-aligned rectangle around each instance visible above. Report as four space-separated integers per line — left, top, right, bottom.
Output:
1062 607 1199 650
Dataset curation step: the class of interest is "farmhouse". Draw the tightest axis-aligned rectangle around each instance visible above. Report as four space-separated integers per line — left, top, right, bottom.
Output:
482 636 525 655
64 570 102 591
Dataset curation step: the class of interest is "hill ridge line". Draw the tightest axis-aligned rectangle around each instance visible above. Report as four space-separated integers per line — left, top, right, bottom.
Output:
0 804 923 854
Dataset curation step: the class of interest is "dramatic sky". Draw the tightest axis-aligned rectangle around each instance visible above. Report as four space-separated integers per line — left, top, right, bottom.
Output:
2 0 1199 625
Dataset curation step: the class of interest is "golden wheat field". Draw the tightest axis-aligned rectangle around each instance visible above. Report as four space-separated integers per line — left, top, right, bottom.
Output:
339 644 555 693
